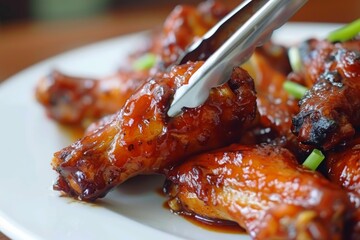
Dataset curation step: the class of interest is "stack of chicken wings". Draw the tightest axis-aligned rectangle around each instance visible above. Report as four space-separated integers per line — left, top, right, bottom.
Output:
36 1 360 239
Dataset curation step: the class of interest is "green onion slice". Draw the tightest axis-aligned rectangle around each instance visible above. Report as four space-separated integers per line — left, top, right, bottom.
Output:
302 149 325 171
288 47 302 72
283 80 308 99
327 18 360 42
133 53 156 71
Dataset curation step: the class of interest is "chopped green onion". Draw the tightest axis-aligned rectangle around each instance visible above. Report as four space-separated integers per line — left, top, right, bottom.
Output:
302 149 325 171
288 47 302 72
133 53 156 71
283 80 308 99
327 18 360 42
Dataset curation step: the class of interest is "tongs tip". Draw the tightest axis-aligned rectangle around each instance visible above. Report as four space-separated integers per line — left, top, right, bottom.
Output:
167 0 308 117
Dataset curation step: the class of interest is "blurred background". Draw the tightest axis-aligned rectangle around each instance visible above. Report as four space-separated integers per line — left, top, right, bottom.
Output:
0 0 359 23
0 0 359 81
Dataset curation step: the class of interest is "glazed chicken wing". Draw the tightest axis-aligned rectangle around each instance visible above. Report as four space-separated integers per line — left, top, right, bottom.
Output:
326 136 360 239
252 46 297 137
35 70 147 126
52 62 257 201
155 1 228 69
290 38 360 150
327 136 360 199
248 46 298 138
165 144 350 239
239 44 304 158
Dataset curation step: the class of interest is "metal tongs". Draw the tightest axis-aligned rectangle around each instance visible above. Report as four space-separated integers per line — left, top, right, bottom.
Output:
167 0 307 117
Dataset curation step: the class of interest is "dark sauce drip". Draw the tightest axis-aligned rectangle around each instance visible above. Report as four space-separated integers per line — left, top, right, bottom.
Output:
183 214 246 234
156 187 166 197
162 201 245 234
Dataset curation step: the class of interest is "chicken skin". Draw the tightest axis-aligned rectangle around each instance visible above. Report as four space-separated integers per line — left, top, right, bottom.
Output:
290 38 360 150
52 62 257 201
165 144 350 239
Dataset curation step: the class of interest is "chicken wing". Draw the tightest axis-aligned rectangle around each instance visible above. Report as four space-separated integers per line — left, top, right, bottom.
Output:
52 62 257 201
290 38 360 87
326 136 360 239
35 70 148 126
165 144 349 239
155 0 228 69
290 38 360 150
252 46 297 137
239 44 303 158
327 136 360 199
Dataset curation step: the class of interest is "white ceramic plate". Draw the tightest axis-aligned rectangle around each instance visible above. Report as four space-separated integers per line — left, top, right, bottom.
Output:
0 23 342 240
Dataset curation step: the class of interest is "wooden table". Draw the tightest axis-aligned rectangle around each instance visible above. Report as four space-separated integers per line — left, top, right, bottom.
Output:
0 6 173 82
0 0 358 239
